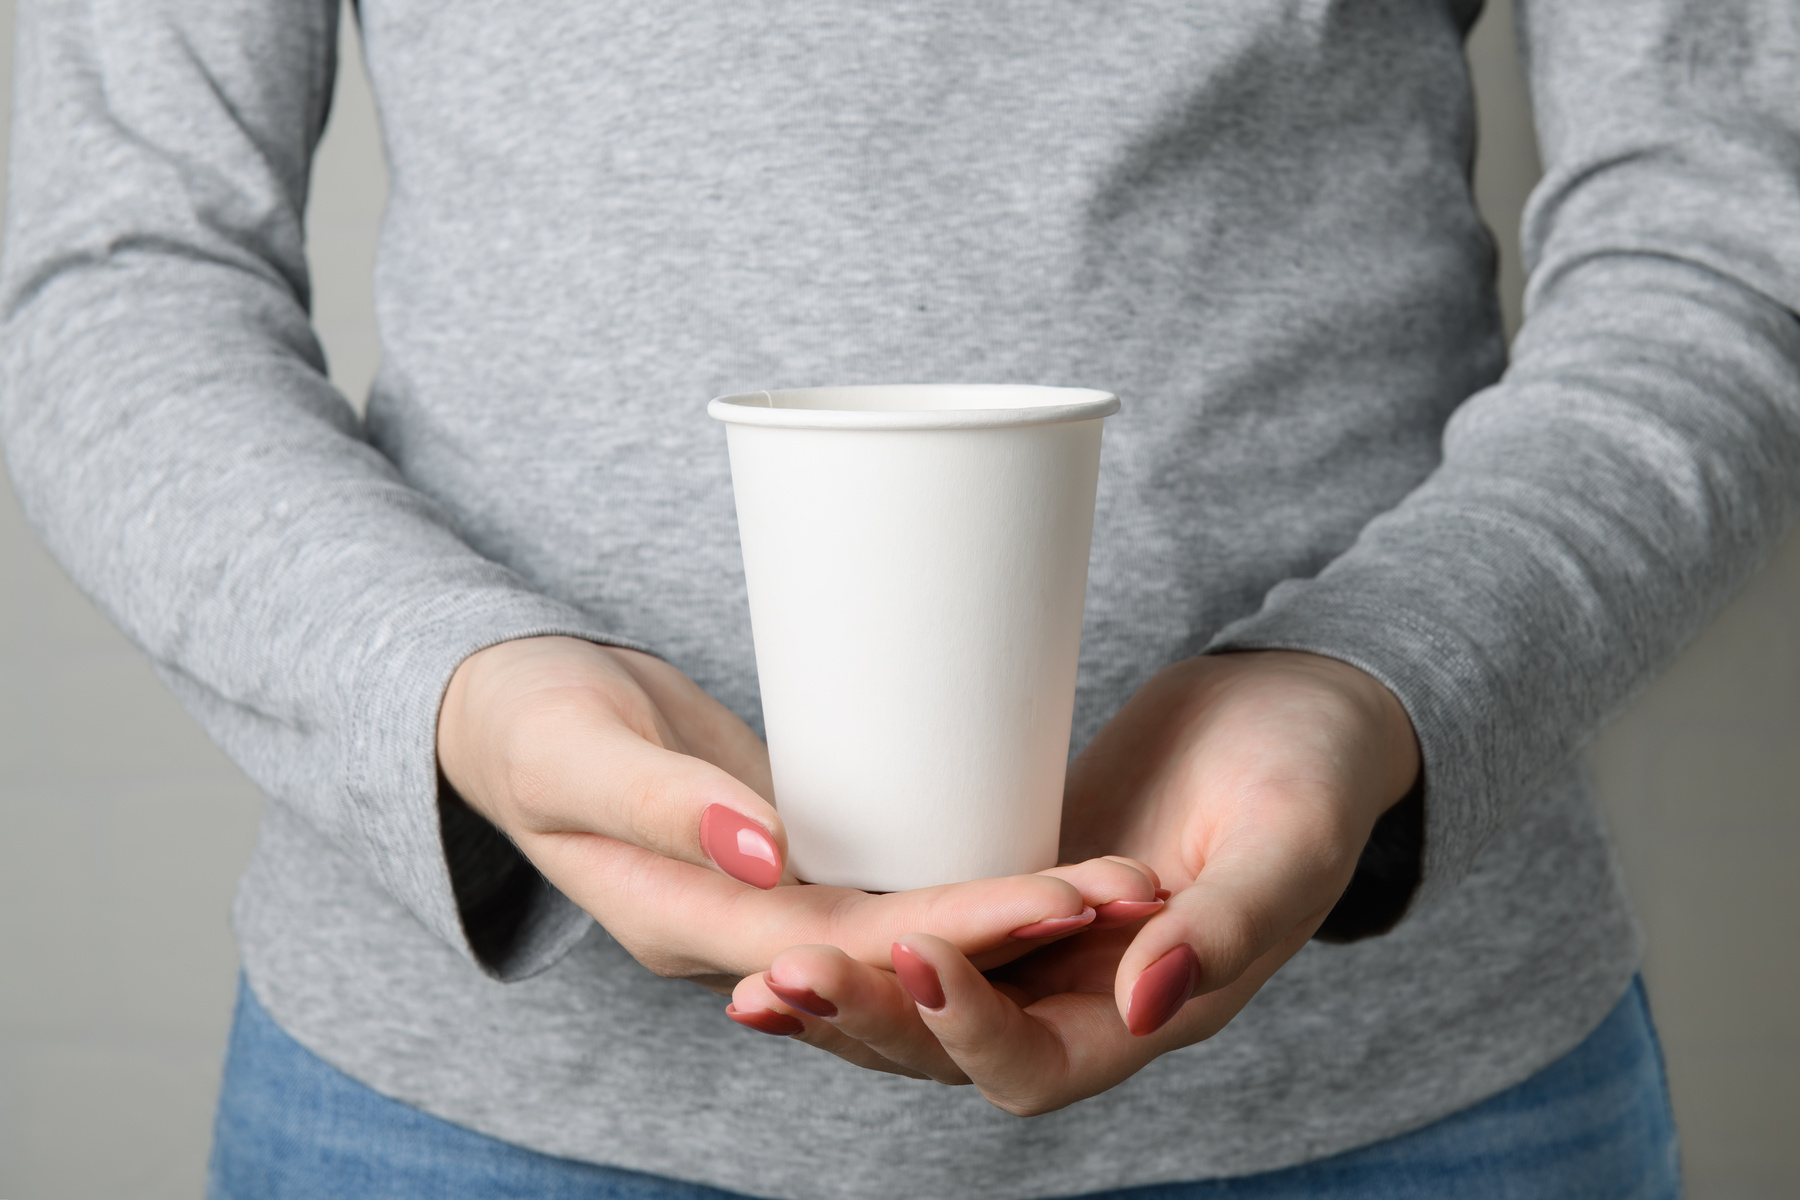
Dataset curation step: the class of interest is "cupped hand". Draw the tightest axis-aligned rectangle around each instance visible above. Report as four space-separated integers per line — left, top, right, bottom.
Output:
435 636 1153 994
725 650 1420 1109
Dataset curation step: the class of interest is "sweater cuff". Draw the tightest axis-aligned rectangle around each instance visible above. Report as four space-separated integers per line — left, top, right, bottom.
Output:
344 587 651 981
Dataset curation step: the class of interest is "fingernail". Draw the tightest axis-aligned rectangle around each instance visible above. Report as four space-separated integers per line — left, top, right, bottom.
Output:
725 1004 804 1036
1091 899 1165 930
1127 944 1200 1037
766 977 838 1018
890 942 946 1011
700 805 782 890
1009 906 1097 940
1154 888 1172 901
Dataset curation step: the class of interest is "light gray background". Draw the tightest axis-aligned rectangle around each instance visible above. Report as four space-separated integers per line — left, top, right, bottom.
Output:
1 2 1795 1195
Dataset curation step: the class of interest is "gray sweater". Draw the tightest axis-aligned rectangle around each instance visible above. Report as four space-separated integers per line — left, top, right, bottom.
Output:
6 0 1799 1195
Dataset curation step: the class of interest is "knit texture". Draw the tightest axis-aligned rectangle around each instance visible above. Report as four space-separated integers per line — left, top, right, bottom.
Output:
5 0 1798 1195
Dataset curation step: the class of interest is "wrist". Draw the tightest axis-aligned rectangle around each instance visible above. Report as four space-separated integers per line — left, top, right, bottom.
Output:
1295 651 1420 814
1209 650 1426 941
1208 649 1421 820
436 635 638 832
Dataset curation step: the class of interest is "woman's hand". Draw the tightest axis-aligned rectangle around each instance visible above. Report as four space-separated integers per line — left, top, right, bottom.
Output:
725 650 1420 1107
436 636 1155 995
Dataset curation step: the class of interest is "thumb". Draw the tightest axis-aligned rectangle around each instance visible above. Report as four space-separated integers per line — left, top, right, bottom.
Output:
1113 827 1347 1037
529 725 789 889
441 636 788 889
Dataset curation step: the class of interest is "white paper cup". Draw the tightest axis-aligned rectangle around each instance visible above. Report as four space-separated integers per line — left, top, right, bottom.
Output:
709 384 1119 892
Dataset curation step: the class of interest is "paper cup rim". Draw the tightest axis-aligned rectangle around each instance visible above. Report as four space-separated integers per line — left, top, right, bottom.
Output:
708 385 1120 430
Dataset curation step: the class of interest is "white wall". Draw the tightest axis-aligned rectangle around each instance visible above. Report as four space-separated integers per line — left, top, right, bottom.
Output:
1 2 1795 1195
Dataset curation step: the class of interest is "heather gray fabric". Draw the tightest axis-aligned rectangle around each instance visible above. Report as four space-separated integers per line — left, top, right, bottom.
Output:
5 0 1799 1195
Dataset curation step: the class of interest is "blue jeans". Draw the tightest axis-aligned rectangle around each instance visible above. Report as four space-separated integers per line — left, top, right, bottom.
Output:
208 977 1680 1199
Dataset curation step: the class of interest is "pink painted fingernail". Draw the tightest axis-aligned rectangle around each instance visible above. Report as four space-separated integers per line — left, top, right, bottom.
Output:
1092 899 1165 930
1154 888 1173 901
891 942 946 1011
1009 906 1097 940
726 1004 804 1036
700 805 782 890
1127 944 1200 1037
766 977 837 1018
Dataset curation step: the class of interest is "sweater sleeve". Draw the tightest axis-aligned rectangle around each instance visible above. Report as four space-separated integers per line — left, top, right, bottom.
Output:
0 0 636 979
1210 0 1800 914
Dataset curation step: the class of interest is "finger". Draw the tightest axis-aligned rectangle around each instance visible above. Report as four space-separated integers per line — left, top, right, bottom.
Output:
793 870 1097 964
604 648 776 801
730 965 934 1080
446 637 790 889
1099 855 1164 894
513 723 790 890
1033 857 1164 932
892 935 1154 1117
988 923 1139 1001
725 1003 927 1079
1114 823 1343 1036
532 834 1105 979
760 945 968 1084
